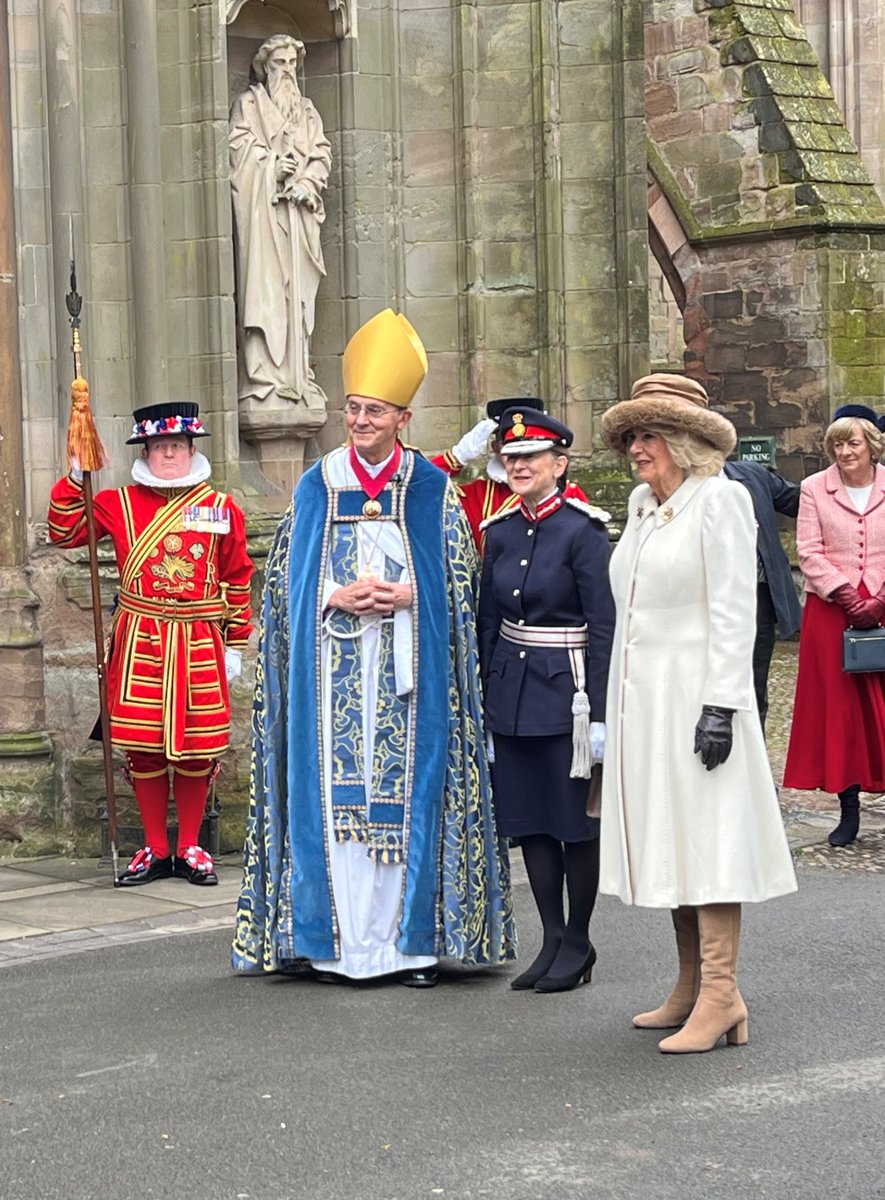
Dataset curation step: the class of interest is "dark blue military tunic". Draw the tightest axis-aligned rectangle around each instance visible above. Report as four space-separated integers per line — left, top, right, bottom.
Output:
478 495 615 841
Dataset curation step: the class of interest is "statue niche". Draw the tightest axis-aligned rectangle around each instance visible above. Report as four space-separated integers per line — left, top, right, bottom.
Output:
230 33 332 489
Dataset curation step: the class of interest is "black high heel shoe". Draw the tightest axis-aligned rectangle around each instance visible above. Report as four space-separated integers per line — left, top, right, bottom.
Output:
510 938 562 991
534 942 597 993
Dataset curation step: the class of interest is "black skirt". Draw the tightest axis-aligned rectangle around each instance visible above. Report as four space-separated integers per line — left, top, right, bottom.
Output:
491 732 600 843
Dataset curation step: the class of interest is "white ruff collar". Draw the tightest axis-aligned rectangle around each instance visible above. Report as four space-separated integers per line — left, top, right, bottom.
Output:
131 451 212 490
486 455 508 484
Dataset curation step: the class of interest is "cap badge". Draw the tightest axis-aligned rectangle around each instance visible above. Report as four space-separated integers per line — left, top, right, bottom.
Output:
511 413 526 438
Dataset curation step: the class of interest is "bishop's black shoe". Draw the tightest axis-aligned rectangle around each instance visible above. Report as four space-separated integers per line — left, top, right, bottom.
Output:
115 847 174 888
400 968 439 988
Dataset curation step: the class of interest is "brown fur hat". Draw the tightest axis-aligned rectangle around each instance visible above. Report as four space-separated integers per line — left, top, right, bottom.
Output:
601 374 736 457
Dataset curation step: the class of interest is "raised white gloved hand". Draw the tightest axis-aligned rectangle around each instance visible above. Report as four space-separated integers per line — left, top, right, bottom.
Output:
69 455 84 483
590 721 606 765
452 418 497 466
225 648 242 682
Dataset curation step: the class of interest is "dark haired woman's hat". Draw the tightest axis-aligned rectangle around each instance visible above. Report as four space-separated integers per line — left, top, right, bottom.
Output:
126 402 210 445
601 373 736 457
832 403 879 426
486 396 545 424
498 408 573 456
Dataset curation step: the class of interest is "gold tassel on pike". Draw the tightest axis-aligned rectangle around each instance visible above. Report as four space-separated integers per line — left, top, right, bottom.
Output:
66 376 108 474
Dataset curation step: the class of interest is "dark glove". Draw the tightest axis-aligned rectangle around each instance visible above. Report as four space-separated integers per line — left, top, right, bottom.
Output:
831 584 883 628
829 583 858 609
847 598 884 628
693 706 734 771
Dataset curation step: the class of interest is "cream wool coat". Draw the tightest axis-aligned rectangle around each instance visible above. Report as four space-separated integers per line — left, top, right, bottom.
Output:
599 473 797 908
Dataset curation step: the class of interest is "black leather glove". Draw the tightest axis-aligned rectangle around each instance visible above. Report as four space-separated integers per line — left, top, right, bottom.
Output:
693 706 735 771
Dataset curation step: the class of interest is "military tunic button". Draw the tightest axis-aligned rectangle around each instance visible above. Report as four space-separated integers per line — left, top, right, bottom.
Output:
527 529 533 536
519 651 526 659
513 589 520 596
520 559 528 566
518 619 525 626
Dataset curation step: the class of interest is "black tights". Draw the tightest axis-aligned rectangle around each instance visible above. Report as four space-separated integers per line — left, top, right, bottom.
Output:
521 834 600 972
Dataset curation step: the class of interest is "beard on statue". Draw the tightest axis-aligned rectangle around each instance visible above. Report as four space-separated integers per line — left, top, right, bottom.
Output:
268 69 302 122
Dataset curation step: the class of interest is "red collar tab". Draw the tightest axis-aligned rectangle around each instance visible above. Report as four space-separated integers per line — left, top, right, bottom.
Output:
520 492 562 523
348 443 403 500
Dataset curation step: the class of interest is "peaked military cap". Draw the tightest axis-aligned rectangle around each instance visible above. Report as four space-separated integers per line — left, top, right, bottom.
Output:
498 407 573 456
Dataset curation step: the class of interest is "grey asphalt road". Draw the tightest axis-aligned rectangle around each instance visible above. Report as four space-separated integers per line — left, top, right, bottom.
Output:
1 863 883 1200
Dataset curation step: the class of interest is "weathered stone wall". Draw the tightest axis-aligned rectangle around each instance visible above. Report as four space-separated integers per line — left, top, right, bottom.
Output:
9 0 240 523
227 0 648 466
5 0 647 852
795 0 885 199
646 0 885 470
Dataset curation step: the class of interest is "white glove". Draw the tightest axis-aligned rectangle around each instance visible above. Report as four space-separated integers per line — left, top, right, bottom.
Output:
225 648 242 682
452 418 497 466
590 721 606 765
70 455 83 483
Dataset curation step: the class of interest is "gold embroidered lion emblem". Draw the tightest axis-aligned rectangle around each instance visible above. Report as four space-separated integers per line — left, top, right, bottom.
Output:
152 554 196 592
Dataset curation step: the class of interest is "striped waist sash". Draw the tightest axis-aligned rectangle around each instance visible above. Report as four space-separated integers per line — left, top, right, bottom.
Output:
499 619 593 779
499 619 588 649
117 589 227 624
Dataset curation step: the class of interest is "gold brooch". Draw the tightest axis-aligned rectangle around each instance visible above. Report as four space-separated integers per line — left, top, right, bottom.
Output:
661 505 674 522
636 506 644 518
362 498 382 518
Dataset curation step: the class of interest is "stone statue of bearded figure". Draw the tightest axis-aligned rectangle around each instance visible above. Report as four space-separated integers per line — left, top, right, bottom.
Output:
230 34 332 457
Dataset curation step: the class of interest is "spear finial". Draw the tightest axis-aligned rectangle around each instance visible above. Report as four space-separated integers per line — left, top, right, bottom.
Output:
64 215 105 473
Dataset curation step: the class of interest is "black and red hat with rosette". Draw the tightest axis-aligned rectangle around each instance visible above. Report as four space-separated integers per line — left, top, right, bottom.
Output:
126 402 210 445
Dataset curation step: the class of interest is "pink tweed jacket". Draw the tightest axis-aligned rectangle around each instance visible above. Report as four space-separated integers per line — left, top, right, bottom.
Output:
797 462 885 599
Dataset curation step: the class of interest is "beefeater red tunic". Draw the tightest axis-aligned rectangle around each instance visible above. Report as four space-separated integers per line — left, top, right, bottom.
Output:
47 475 254 761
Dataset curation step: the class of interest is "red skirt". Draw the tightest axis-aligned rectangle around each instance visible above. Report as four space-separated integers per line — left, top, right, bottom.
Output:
783 589 885 792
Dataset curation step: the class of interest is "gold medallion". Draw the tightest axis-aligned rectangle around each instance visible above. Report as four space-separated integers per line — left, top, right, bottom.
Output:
362 498 382 518
164 533 183 553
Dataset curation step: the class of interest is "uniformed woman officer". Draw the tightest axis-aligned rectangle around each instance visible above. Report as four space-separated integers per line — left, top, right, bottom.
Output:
479 409 615 992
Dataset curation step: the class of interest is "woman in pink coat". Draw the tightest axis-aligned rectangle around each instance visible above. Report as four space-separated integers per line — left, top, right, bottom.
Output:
784 404 885 846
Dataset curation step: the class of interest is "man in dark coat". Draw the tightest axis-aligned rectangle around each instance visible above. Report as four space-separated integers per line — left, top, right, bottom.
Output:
723 460 802 731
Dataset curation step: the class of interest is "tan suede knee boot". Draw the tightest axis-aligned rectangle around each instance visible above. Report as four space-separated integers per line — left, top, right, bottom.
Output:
632 906 699 1029
658 903 748 1054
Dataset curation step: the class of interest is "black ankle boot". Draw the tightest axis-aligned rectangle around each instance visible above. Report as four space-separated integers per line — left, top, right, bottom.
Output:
828 788 860 847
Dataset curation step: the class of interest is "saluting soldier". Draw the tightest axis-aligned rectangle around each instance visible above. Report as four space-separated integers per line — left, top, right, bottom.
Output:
48 403 254 887
478 408 615 993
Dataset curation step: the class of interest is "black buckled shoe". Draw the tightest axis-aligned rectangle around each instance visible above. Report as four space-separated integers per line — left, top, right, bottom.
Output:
400 968 439 988
115 847 174 888
174 845 218 885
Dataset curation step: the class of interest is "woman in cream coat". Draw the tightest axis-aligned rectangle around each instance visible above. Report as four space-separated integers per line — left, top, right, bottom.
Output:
599 374 797 1055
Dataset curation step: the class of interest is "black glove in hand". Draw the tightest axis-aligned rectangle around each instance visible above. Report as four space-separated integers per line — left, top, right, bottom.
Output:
693 705 735 771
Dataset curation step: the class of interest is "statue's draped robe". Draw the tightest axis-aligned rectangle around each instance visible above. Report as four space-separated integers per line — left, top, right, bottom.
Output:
232 448 515 975
229 84 331 406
